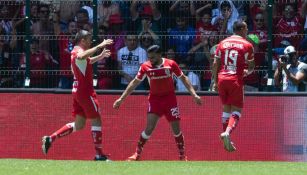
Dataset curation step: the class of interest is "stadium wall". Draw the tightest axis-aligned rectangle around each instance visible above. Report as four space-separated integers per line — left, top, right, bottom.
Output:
0 91 306 161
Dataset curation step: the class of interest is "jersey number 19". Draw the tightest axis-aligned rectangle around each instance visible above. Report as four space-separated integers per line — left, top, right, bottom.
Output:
224 49 238 72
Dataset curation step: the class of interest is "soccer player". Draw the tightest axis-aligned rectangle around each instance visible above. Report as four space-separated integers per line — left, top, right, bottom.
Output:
41 30 113 161
212 21 255 152
113 45 202 161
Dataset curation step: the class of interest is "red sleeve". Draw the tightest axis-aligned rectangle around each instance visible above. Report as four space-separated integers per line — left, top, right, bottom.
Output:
70 49 78 60
171 61 183 77
71 47 85 60
136 64 146 81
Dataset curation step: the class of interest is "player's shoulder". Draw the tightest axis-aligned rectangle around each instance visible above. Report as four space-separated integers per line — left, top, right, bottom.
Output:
236 37 253 47
163 58 174 63
229 36 253 49
71 46 84 54
163 58 179 67
140 60 151 68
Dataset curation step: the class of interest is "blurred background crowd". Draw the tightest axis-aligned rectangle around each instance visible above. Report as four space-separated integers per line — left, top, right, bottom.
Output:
0 0 307 92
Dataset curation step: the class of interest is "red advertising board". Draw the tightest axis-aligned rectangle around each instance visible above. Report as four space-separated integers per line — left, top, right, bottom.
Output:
0 93 306 161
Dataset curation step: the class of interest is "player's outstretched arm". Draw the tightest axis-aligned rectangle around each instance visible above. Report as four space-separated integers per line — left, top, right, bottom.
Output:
113 78 142 109
77 39 113 60
89 48 111 64
179 75 202 105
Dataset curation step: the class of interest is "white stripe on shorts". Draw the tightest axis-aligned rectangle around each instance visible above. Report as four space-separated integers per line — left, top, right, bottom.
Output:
90 96 98 112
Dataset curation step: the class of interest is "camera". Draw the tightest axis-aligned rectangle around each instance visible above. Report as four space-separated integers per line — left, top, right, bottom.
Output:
279 55 289 63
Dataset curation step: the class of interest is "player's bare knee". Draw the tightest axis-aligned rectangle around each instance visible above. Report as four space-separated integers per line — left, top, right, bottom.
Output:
170 121 181 135
171 126 181 136
91 118 101 126
74 122 85 131
223 105 231 112
145 122 157 134
145 127 154 135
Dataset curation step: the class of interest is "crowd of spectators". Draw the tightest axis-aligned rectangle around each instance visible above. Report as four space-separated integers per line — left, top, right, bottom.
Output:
0 0 307 91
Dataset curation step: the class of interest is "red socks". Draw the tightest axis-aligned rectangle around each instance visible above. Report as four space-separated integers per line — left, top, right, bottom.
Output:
136 131 150 155
91 126 103 156
50 122 75 141
174 132 185 157
226 112 241 134
49 123 104 157
223 120 229 132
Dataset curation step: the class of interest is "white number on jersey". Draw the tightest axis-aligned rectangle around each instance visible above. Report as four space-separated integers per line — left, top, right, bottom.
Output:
224 49 238 72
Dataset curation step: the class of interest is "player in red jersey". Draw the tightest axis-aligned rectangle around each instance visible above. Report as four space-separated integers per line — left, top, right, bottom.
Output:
113 45 202 161
212 21 255 152
41 30 113 161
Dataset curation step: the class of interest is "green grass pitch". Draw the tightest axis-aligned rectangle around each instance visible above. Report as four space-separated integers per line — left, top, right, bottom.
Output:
1 159 307 175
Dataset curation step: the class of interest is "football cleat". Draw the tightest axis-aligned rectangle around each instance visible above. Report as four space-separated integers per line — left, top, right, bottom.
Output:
42 136 52 155
220 132 236 152
94 154 111 161
127 152 140 161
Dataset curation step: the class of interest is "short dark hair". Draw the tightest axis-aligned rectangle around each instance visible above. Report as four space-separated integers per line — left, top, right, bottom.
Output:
77 8 89 17
74 30 91 44
147 45 161 54
200 9 212 18
233 20 246 33
125 31 137 37
175 11 187 21
39 4 50 11
221 1 231 9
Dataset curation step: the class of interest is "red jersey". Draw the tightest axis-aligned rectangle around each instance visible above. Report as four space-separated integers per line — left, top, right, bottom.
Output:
71 46 94 96
20 52 48 70
20 52 50 86
274 15 303 48
136 58 183 96
58 34 73 71
215 35 254 82
250 29 267 51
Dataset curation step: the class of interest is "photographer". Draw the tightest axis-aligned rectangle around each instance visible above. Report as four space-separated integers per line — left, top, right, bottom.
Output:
274 46 307 92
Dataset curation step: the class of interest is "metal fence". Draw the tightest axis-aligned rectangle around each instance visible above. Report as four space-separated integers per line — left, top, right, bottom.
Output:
0 0 306 91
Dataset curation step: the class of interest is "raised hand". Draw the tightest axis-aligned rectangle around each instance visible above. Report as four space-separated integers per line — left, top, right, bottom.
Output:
98 39 113 49
100 48 111 58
